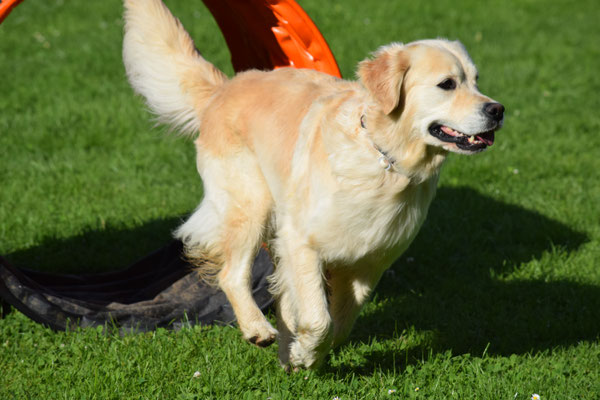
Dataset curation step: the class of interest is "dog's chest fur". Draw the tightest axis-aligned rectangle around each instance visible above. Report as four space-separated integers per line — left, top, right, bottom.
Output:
312 174 438 266
287 96 440 267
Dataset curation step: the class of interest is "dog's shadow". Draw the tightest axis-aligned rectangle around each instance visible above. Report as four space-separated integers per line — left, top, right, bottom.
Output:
3 218 182 274
331 186 596 375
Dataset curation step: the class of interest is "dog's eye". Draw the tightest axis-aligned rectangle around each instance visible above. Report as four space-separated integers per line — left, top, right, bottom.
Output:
437 78 457 91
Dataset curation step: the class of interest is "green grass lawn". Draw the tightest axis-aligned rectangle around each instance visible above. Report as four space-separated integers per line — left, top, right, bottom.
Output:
1 0 600 398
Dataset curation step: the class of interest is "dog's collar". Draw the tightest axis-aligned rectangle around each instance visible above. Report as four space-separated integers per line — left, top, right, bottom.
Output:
360 115 397 173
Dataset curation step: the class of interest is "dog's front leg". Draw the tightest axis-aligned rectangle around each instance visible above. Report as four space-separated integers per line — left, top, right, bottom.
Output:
273 228 332 369
328 266 386 348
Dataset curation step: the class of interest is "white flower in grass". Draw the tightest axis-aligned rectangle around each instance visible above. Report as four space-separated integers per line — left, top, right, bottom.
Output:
531 394 540 400
388 389 396 394
333 397 340 400
192 371 201 378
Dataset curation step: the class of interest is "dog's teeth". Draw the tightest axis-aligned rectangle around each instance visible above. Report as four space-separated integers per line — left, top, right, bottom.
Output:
468 136 475 143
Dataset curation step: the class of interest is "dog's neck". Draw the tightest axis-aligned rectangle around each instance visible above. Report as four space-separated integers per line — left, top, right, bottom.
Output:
360 115 397 173
361 111 447 184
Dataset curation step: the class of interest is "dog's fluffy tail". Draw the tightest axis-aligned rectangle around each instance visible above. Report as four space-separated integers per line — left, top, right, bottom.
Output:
123 0 227 135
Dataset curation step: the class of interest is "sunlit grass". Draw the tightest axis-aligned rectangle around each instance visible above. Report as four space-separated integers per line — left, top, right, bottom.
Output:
1 0 599 398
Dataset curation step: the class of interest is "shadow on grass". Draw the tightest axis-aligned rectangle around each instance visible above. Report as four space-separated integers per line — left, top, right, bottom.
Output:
4 217 183 273
331 186 597 375
3 187 598 375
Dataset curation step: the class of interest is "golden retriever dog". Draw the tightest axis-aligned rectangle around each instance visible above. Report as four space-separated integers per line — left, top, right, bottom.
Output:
123 0 504 369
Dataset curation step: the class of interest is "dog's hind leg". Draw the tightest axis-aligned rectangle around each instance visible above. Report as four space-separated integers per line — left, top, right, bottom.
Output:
179 148 278 347
217 172 278 346
218 207 278 348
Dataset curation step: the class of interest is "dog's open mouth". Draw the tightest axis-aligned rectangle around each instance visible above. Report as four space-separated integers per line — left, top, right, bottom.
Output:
429 124 495 152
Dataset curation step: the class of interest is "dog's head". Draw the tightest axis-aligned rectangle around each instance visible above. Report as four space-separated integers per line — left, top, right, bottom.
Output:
358 40 504 155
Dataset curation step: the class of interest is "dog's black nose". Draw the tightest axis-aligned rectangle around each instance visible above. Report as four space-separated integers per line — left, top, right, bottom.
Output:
483 102 505 121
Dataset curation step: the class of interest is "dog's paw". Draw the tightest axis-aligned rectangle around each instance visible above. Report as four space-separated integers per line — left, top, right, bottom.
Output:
281 363 301 374
287 340 326 370
242 319 278 348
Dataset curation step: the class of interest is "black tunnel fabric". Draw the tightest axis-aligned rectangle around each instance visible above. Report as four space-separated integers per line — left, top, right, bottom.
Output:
0 241 274 332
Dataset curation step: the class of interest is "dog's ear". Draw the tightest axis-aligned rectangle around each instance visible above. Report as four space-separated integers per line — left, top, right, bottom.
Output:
358 45 410 115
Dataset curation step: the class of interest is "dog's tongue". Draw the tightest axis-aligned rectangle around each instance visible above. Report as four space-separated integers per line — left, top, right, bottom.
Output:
476 131 495 146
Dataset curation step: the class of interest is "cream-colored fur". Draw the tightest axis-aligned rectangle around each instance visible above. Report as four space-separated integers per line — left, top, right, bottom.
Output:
123 0 503 369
